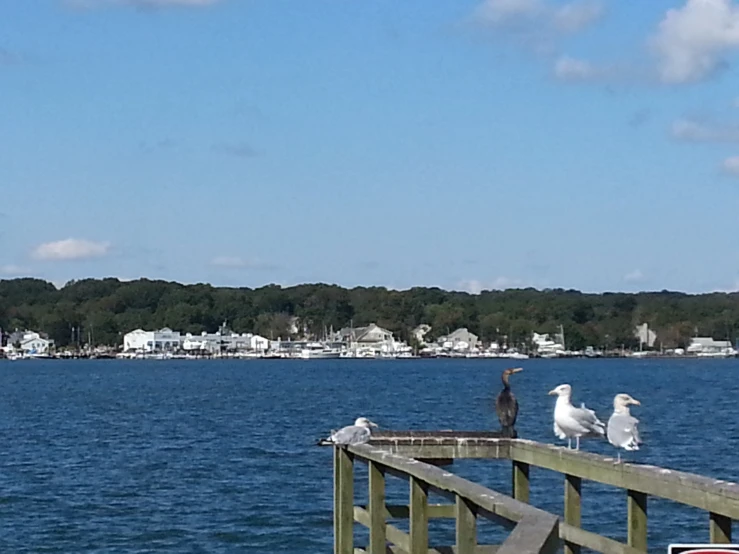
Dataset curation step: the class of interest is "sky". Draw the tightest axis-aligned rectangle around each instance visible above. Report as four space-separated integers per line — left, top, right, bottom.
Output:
1 0 739 294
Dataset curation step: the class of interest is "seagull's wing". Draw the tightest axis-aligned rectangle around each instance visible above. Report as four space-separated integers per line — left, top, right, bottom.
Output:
330 425 371 445
607 412 640 450
571 403 606 436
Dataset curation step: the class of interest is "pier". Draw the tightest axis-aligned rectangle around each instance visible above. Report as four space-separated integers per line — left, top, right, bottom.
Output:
324 431 739 554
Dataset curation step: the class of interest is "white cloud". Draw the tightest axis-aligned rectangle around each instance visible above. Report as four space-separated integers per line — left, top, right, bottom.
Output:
650 0 739 85
553 56 601 81
623 269 645 283
31 238 110 261
474 0 604 33
671 118 739 142
457 277 527 294
723 155 739 175
0 264 30 276
210 256 277 270
65 0 221 9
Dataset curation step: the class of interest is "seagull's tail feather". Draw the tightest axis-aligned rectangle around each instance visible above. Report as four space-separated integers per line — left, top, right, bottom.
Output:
500 425 518 438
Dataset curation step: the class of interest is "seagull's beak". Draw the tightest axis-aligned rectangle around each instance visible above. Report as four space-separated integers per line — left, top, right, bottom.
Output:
548 388 557 396
369 421 379 428
630 398 641 406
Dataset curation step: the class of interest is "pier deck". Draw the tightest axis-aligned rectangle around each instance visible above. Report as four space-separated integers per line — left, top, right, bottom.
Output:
323 431 739 554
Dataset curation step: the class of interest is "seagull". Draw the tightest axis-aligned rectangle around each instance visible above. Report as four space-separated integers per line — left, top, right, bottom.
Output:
607 393 642 463
320 417 379 446
548 384 606 450
495 367 523 438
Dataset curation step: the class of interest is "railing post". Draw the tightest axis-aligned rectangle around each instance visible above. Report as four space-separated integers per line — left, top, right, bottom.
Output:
627 490 647 552
512 461 530 503
334 446 354 554
368 461 386 554
410 476 429 554
709 512 731 544
455 495 477 554
564 474 581 554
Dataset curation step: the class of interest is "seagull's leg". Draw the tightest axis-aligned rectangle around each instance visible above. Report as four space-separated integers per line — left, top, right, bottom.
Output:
575 436 580 450
617 452 621 463
567 437 572 449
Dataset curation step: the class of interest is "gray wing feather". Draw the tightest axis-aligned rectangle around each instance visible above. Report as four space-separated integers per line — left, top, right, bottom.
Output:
330 425 371 445
607 412 640 450
573 403 606 436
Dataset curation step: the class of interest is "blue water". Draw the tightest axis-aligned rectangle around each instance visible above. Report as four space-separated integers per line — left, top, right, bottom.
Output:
0 358 736 553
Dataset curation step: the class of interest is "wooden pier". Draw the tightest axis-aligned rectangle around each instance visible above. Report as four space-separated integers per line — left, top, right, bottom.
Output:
325 431 739 554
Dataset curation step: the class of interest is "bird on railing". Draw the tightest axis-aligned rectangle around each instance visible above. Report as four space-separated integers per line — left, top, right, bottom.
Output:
548 383 606 450
317 417 379 446
495 367 523 438
607 393 642 463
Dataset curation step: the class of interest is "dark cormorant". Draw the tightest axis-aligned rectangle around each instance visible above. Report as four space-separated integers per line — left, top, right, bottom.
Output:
496 367 523 438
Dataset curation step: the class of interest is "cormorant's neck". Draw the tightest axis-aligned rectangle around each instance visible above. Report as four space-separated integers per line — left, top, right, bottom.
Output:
501 374 510 389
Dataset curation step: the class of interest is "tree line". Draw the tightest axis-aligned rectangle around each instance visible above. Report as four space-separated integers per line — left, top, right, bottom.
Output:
0 277 737 350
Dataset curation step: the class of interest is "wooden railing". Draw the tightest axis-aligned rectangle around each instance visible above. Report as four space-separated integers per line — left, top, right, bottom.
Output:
329 432 739 554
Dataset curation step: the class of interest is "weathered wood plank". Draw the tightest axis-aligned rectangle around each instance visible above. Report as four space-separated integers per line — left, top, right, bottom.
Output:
411 476 429 554
335 446 341 554
456 495 477 554
626 490 647 552
348 444 560 528
709 512 732 543
356 504 456 519
512 461 529 503
509 440 739 519
354 546 499 554
497 514 560 554
559 522 644 554
369 461 387 554
564 475 582 554
337 447 355 554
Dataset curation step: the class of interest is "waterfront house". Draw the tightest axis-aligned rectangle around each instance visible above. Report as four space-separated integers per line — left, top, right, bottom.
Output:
411 324 432 345
634 323 657 348
438 328 479 351
4 330 54 355
686 337 737 356
123 328 182 352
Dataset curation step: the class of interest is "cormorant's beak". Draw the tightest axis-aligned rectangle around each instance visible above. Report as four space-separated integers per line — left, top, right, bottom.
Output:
511 367 524 374
547 388 557 396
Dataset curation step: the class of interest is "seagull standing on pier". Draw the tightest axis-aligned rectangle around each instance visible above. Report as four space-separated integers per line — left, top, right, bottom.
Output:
320 417 379 446
548 384 606 450
607 393 642 463
495 367 523 438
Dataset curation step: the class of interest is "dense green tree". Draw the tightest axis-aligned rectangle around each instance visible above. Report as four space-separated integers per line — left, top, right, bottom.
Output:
2 277 739 350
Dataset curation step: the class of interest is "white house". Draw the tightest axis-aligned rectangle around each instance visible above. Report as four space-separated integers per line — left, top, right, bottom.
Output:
5 330 54 355
340 323 394 345
123 328 181 352
411 324 432 345
251 335 269 352
686 337 737 356
532 332 565 356
438 328 479 351
634 323 657 348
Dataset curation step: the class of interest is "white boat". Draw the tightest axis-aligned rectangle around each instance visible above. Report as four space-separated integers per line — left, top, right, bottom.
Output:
299 342 343 359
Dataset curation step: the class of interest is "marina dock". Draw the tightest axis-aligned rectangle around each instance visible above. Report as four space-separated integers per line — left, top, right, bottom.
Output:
323 431 739 554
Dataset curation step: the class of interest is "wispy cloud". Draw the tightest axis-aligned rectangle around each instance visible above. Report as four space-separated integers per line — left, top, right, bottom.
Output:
723 156 739 176
210 256 278 270
650 0 739 85
469 0 605 53
31 238 110 261
457 277 528 294
65 0 222 10
670 118 739 143
0 264 30 276
623 269 645 283
212 142 258 159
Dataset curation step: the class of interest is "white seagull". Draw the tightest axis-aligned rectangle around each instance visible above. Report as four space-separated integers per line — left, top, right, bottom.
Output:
548 384 606 450
322 417 379 446
607 393 642 463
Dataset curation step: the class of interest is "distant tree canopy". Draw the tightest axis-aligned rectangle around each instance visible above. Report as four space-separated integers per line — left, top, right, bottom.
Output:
0 277 737 350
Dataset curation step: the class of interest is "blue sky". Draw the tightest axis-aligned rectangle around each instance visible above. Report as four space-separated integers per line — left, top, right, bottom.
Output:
2 0 739 294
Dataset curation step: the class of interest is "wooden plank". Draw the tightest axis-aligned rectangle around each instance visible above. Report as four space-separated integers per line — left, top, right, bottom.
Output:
354 546 499 554
709 512 732 543
456 495 477 554
497 514 560 554
410 476 429 554
627 490 647 552
348 444 557 528
335 446 341 554
512 461 529 503
356 504 455 519
369 443 510 461
337 447 355 554
564 475 582 554
559 522 643 554
369 461 387 554
509 440 739 519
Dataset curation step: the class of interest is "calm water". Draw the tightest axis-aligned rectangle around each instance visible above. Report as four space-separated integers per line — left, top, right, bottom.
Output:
0 358 737 553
